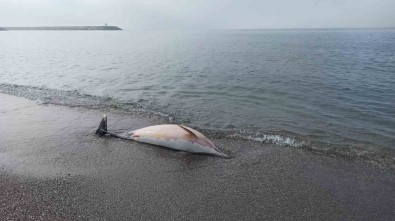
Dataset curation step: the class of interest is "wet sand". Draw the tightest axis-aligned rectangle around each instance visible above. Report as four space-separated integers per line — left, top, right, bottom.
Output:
1 93 394 220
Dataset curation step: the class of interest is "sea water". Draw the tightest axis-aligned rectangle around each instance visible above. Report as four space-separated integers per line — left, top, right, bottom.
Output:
0 29 394 154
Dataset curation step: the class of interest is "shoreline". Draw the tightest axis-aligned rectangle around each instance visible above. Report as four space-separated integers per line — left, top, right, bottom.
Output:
1 83 394 170
1 93 394 220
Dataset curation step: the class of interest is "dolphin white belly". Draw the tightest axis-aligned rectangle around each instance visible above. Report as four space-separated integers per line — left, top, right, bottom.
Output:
96 116 228 157
129 125 227 157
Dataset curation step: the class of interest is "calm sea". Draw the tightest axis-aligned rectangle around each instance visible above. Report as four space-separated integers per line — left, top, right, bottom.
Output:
1 29 394 153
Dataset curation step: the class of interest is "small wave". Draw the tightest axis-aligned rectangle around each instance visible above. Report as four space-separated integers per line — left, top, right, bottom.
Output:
0 83 174 122
226 130 394 170
228 131 306 147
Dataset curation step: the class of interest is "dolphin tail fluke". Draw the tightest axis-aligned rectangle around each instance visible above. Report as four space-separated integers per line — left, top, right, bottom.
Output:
95 115 108 137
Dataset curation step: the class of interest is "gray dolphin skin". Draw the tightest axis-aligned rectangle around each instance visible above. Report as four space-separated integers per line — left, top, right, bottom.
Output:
96 115 228 157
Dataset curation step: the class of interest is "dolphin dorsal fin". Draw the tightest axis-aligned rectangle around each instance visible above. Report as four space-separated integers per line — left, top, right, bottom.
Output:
178 125 199 139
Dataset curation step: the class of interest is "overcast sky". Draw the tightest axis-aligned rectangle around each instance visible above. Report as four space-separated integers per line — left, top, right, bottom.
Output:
1 0 394 29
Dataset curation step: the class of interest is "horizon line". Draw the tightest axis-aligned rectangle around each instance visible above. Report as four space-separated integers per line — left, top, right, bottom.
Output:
121 26 395 31
2 26 394 31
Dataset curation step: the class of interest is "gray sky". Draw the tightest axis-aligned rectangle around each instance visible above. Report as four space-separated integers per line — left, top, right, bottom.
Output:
1 0 394 29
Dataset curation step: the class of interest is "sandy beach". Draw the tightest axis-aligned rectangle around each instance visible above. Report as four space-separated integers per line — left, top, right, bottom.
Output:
0 93 394 220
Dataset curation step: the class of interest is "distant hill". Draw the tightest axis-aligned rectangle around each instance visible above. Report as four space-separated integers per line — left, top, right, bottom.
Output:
1 26 122 31
0 27 6 31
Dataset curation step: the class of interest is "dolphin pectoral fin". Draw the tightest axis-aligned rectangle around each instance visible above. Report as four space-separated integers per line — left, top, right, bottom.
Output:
178 125 220 151
178 125 199 139
95 115 108 137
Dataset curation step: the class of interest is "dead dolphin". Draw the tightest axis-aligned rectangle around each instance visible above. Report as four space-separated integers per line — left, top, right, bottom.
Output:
95 115 228 157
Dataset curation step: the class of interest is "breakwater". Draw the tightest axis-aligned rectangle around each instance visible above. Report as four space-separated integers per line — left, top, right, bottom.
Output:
1 26 122 31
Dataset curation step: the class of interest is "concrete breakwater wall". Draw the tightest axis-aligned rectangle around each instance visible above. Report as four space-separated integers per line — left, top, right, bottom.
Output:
1 26 122 31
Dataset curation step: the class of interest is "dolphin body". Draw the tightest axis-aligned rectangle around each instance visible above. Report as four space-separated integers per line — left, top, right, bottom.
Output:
96 115 228 157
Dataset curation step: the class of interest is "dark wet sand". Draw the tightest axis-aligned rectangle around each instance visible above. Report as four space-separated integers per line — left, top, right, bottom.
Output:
1 93 394 220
